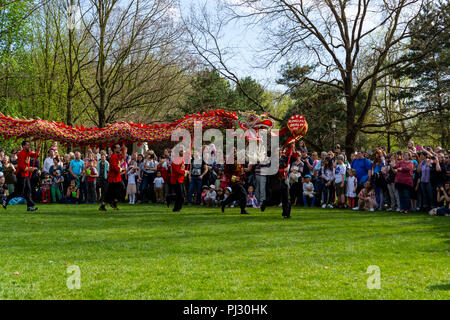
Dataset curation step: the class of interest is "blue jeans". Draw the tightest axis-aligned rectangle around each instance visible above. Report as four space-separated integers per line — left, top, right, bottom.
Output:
375 186 384 210
420 182 433 209
303 195 315 207
396 183 411 211
188 176 202 204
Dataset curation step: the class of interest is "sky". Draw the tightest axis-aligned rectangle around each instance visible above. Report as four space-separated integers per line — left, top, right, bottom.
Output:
178 0 284 91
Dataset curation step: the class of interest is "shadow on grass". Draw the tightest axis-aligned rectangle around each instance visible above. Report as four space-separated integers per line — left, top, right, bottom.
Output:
427 283 450 291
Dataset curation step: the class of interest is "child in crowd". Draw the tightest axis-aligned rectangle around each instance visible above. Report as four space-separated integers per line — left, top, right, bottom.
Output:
153 171 165 204
289 166 301 206
86 159 98 204
219 170 230 189
355 181 376 212
0 176 7 205
51 170 64 203
346 169 358 208
246 185 259 208
127 166 139 204
224 187 231 201
334 155 347 208
201 186 209 205
216 187 225 205
204 185 217 206
215 169 222 190
302 175 315 207
63 180 79 204
41 173 52 203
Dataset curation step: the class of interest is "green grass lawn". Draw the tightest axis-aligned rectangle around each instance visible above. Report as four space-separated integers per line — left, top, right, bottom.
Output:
0 204 448 300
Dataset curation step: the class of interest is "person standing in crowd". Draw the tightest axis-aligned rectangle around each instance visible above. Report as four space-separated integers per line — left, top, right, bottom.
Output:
69 152 84 187
417 152 434 211
42 149 55 175
313 151 327 206
320 157 335 208
334 155 347 208
9 150 18 168
288 166 301 206
51 170 64 203
346 169 358 208
2 156 16 195
372 150 386 210
153 171 165 204
351 150 372 197
187 150 206 205
2 141 39 212
394 151 414 214
49 157 62 177
159 156 170 201
167 149 187 212
126 165 139 204
385 155 400 212
86 159 98 204
140 151 158 203
255 150 271 208
99 144 126 211
96 153 109 203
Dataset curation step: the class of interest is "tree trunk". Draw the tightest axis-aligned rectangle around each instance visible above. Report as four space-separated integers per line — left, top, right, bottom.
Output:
344 94 357 158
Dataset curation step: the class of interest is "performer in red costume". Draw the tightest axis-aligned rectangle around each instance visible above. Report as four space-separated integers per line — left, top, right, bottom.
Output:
99 144 126 211
3 140 39 212
167 149 188 212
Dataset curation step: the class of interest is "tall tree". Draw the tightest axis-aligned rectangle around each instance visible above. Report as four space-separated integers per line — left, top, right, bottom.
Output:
394 0 449 148
189 0 444 155
77 0 190 127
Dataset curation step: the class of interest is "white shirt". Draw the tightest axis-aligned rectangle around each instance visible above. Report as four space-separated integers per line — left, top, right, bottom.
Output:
43 157 54 173
127 171 138 185
154 177 164 188
205 190 216 200
346 176 357 197
334 164 346 184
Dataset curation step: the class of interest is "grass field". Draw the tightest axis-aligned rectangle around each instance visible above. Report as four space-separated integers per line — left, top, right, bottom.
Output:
0 204 448 300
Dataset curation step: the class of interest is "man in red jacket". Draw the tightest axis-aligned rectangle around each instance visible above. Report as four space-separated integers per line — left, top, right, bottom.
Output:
3 140 39 212
99 144 126 211
167 149 187 212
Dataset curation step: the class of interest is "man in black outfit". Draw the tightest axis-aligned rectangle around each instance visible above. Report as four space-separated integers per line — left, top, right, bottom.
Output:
221 175 248 215
3 141 39 212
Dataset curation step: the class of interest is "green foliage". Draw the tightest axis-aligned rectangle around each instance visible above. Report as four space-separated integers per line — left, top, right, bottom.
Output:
0 204 448 299
179 69 268 116
393 0 450 148
277 63 346 151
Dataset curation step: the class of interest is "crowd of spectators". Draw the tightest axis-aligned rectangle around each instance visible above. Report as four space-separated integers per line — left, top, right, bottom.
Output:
0 140 448 216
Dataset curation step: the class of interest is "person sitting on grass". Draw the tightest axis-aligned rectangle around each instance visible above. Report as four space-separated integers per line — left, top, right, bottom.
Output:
204 185 217 207
430 182 450 216
302 175 316 207
246 185 259 208
51 170 64 203
215 187 225 205
200 186 208 205
61 180 80 204
354 181 377 212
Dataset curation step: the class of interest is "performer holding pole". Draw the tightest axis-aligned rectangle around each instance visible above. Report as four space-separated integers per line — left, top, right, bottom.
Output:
2 140 39 212
99 144 126 211
167 149 188 212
